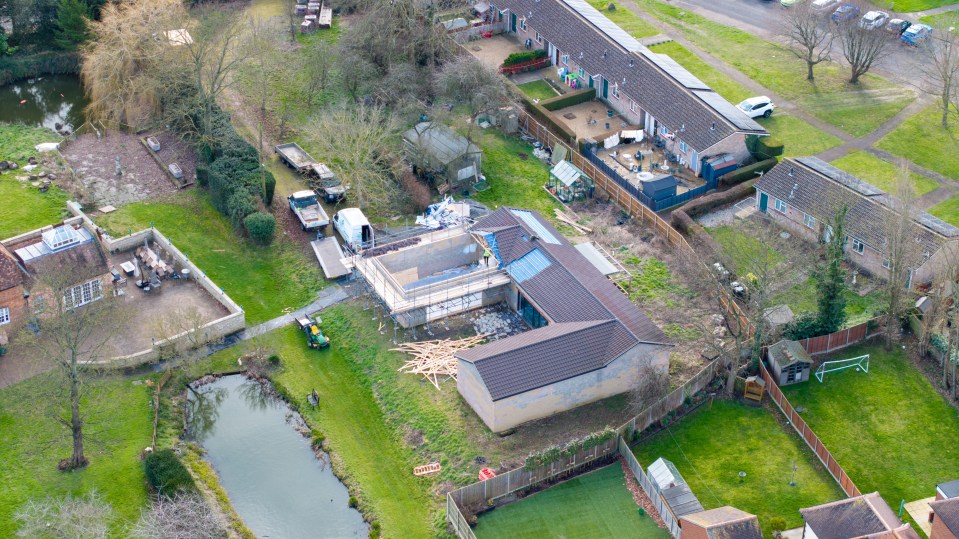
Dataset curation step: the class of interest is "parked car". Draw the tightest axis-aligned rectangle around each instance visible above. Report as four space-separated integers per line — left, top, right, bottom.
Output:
811 0 839 11
831 4 861 23
333 208 374 252
901 23 932 45
737 96 775 119
885 18 911 35
859 10 889 29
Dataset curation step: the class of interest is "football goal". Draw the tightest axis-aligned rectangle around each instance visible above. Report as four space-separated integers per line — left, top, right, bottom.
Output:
815 354 870 383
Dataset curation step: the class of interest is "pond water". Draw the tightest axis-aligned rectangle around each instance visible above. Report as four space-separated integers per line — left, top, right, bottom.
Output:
188 374 368 539
0 74 87 132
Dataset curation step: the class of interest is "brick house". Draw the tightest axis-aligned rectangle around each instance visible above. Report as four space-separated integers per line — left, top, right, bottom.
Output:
929 480 959 539
0 244 27 342
489 0 768 175
680 506 763 539
799 492 920 539
755 157 959 286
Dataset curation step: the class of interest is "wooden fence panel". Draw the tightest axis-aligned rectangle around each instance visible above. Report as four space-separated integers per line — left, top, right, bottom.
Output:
619 437 681 538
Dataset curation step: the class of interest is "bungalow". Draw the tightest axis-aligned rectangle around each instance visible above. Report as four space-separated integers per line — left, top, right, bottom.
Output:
489 0 768 175
680 506 764 539
755 157 959 286
455 207 672 432
799 493 920 539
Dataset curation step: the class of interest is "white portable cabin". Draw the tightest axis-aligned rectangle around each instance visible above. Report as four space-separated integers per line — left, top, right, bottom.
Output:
333 208 374 252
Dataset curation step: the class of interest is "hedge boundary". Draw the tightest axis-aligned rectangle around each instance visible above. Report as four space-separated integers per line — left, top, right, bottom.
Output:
540 87 595 111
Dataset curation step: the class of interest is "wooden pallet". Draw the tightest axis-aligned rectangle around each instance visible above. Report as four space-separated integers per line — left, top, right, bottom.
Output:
413 462 442 476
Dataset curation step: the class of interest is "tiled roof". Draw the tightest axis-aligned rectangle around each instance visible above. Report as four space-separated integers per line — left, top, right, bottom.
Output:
800 493 901 539
0 244 23 292
494 0 766 150
16 238 109 286
682 506 764 539
767 340 812 368
756 158 954 259
931 498 959 537
461 207 669 400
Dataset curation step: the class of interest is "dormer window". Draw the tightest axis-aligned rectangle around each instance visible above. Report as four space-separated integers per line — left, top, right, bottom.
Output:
42 226 81 251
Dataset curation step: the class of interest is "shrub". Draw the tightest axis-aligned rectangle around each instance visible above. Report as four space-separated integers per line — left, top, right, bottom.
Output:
719 158 778 187
267 353 281 365
607 2 617 10
769 517 788 533
348 496 358 508
502 49 548 67
680 178 759 219
399 169 432 211
244 212 276 245
0 50 80 86
369 521 381 539
144 449 196 497
750 137 785 160
540 87 595 111
195 163 209 187
227 189 257 228
518 92 576 144
311 430 326 447
262 170 276 206
784 313 825 340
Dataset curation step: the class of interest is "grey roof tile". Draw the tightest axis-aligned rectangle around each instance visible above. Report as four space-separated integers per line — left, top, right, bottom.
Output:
800 493 901 539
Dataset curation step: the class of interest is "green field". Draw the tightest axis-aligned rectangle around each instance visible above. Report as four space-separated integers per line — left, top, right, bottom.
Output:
877 106 959 181
636 0 914 137
95 190 325 324
587 0 661 38
831 151 939 196
517 80 559 101
782 344 959 506
0 373 153 535
0 123 70 238
897 0 959 11
633 400 844 535
474 464 670 538
929 194 959 227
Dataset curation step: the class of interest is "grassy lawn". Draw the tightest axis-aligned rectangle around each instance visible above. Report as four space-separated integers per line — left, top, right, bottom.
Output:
0 373 153 535
635 0 914 137
781 344 959 507
0 123 70 238
633 400 844 535
645 43 841 156
95 189 325 324
708 224 785 276
877 106 959 180
587 0 661 38
474 464 669 538
899 0 958 11
929 194 959 227
516 80 559 101
771 277 884 327
831 151 939 196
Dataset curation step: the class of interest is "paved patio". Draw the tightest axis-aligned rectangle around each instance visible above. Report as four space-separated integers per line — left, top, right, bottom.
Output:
904 497 935 536
463 33 525 70
549 100 633 141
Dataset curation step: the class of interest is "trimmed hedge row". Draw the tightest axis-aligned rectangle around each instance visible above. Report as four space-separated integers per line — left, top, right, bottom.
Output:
718 157 777 187
676 177 760 220
540 87 596 111
502 49 547 67
518 92 577 144
746 135 784 160
145 449 196 497
0 51 80 85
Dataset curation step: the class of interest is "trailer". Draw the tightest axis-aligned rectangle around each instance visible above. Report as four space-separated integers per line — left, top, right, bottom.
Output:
289 190 330 230
311 236 351 278
276 143 315 173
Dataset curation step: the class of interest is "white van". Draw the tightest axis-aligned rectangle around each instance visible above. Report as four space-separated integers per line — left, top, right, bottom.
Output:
333 208 374 252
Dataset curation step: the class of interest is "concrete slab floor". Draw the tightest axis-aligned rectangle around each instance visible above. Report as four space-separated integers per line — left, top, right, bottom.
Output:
904 497 935 537
549 100 634 141
464 34 525 70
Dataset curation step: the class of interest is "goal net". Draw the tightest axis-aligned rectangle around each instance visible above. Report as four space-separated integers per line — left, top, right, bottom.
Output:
815 354 870 383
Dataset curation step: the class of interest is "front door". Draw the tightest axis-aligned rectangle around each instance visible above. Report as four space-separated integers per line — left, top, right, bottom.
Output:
759 192 769 213
601 78 608 99
510 12 516 32
588 75 594 89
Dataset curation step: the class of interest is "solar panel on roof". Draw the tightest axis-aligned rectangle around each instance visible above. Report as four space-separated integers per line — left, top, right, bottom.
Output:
511 209 561 245
559 0 642 52
641 51 710 90
692 90 765 132
506 248 552 283
795 157 885 197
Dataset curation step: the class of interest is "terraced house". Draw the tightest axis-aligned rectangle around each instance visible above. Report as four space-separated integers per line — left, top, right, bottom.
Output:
489 0 768 175
756 157 959 286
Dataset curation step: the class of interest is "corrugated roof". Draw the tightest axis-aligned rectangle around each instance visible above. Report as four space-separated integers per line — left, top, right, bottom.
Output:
403 122 480 166
574 242 618 275
505 248 552 282
510 209 562 244
662 483 705 518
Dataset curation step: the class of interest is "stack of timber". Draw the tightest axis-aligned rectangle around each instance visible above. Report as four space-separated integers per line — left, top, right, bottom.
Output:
394 334 489 389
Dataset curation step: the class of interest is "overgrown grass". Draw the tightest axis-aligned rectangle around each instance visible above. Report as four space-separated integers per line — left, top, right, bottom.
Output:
517 80 559 101
929 194 959 227
771 277 884 327
831 151 939 196
781 344 959 507
620 257 690 307
95 190 325 324
635 0 914 137
877 106 959 180
708 224 785 276
633 400 844 536
0 373 153 535
474 464 670 538
0 123 70 238
586 0 661 38
644 43 841 157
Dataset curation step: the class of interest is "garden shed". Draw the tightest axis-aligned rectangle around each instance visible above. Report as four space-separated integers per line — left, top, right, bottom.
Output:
547 160 593 202
766 339 813 386
647 458 704 520
403 122 482 192
640 175 679 201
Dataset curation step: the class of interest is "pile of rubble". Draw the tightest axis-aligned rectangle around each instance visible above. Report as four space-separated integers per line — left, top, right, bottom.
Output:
472 309 526 340
415 196 472 229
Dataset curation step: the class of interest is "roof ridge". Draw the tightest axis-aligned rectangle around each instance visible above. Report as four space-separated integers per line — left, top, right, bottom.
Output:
460 319 614 364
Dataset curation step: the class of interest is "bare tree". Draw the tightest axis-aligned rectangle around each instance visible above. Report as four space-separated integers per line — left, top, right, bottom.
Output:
629 357 670 414
336 46 377 101
304 40 337 100
881 163 920 350
922 14 959 127
131 493 226 539
437 55 518 142
16 491 113 538
303 102 403 211
21 262 122 470
837 17 889 84
918 245 956 387
781 2 834 81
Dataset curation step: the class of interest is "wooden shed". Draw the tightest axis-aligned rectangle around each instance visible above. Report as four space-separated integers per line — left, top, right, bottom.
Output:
766 339 813 386
403 122 482 192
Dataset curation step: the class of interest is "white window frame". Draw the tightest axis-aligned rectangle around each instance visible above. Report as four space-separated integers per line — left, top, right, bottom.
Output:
852 238 865 255
803 213 816 229
561 53 569 66
610 83 620 99
775 199 787 213
0 307 9 325
679 140 688 153
577 67 586 79
882 258 891 269
63 278 103 310
629 99 637 113
535 32 542 44
520 18 527 31
660 126 670 136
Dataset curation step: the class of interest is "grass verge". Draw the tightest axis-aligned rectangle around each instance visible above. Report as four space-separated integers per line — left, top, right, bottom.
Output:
95 189 325 324
586 0 661 38
831 151 939 196
877 106 959 180
782 344 959 507
474 464 670 538
633 399 844 535
929 194 959 227
0 123 69 238
517 80 559 101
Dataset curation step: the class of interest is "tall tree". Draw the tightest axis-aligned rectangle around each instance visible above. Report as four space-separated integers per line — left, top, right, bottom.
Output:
54 0 92 50
881 163 920 350
812 205 849 333
781 2 834 81
837 17 889 84
922 14 959 127
436 55 518 142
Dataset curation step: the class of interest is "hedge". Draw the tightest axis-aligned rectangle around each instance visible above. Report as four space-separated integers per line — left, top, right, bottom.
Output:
518 92 577 144
540 87 596 111
746 135 785 160
719 157 778 187
677 177 760 219
0 50 80 85
502 49 547 67
144 449 196 497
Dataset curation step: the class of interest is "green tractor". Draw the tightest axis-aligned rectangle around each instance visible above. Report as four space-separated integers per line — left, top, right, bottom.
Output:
297 316 330 349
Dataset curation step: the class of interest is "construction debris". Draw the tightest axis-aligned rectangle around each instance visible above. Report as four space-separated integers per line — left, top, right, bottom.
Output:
415 196 472 229
393 334 489 389
554 208 592 234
